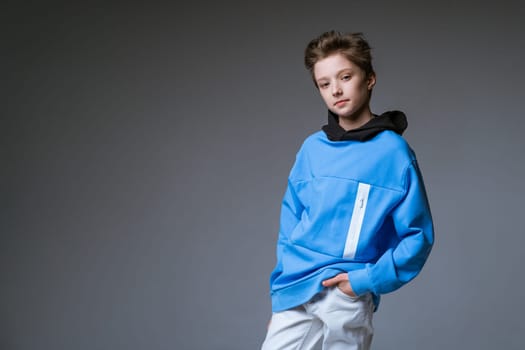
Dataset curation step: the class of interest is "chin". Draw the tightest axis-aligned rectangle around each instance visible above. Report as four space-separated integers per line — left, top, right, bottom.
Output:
338 111 359 120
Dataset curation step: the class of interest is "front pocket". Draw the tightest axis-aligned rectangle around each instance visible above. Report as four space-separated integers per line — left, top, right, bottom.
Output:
334 285 360 301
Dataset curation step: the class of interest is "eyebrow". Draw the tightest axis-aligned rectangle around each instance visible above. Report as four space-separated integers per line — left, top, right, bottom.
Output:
316 68 353 83
337 68 354 75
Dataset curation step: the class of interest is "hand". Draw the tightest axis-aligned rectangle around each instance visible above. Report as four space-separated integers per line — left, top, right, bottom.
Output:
322 273 357 297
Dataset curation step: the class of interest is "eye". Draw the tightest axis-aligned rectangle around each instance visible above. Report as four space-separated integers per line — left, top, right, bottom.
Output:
319 82 329 89
342 74 351 81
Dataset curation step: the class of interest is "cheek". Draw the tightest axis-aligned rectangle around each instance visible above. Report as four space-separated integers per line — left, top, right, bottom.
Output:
319 90 331 103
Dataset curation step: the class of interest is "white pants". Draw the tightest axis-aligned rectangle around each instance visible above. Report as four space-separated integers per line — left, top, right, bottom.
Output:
261 287 374 350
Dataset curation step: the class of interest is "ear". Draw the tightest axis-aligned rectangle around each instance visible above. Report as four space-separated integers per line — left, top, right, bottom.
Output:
367 73 376 90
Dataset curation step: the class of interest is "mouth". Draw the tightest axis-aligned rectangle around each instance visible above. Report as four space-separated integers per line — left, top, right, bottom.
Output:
334 99 349 106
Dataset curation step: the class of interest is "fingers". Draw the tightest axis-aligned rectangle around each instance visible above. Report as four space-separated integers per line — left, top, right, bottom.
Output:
322 278 336 287
322 275 341 287
322 273 348 287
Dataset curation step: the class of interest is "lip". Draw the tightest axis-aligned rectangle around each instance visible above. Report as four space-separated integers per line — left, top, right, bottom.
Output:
334 99 349 106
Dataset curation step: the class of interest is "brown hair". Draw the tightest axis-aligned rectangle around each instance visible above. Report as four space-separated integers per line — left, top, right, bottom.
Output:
304 31 375 85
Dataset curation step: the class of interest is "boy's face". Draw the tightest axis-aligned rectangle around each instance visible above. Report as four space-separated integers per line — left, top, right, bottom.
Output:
313 53 376 123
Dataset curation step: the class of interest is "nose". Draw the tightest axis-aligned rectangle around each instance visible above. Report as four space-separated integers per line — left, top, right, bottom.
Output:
332 83 342 97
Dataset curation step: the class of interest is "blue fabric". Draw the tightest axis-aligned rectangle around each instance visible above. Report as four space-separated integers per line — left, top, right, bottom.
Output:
270 130 434 312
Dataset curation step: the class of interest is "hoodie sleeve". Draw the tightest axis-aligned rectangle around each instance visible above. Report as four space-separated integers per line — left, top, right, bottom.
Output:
348 160 434 296
279 179 304 238
269 159 306 285
278 144 310 239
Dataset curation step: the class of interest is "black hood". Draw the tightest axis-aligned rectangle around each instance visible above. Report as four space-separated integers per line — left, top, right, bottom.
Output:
322 110 408 142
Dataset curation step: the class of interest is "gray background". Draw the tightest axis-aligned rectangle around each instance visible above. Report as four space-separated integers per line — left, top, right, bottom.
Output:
3 1 525 349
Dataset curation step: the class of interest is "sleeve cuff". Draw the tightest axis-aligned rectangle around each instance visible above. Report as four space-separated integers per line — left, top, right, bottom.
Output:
347 267 373 296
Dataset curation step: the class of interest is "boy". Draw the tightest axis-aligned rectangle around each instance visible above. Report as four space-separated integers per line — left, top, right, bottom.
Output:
261 31 434 350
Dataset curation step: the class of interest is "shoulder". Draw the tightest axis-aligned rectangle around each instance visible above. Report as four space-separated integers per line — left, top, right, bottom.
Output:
373 130 416 161
288 131 326 180
294 130 327 157
301 130 327 148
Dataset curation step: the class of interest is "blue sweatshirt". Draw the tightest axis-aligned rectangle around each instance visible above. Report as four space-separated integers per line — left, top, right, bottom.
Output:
269 111 434 312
